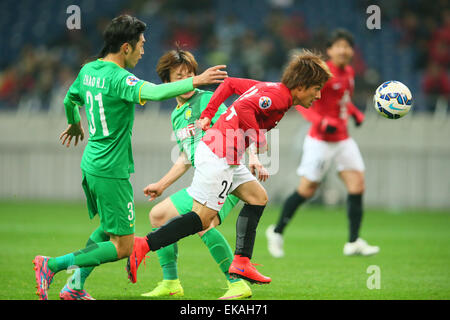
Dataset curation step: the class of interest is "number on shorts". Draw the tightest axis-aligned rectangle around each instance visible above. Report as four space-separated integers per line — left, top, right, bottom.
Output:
218 180 233 199
127 202 134 221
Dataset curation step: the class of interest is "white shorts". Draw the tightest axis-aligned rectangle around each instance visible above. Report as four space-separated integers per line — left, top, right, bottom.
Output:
296 136 365 182
187 141 257 211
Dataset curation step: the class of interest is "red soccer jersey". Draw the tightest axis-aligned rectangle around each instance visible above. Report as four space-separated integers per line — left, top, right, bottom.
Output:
296 60 362 142
201 77 293 165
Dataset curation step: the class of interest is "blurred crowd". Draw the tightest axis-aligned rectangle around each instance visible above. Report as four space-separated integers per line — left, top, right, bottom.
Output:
0 0 448 113
391 0 450 111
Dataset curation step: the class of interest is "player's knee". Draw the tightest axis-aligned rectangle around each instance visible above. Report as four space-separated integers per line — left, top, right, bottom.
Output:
347 176 365 194
297 184 317 199
247 189 268 206
348 182 365 195
111 237 134 259
149 207 165 228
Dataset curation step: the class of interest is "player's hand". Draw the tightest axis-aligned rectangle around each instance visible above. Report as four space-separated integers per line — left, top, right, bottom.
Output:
319 117 339 134
59 122 84 148
249 153 269 182
143 183 164 201
192 65 227 87
352 110 365 127
197 117 211 131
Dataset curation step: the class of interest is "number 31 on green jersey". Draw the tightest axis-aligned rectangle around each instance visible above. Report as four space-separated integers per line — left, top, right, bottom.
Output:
86 90 109 137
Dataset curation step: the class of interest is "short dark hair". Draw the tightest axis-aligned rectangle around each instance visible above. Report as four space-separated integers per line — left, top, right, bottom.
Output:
98 15 146 58
156 46 199 83
326 28 354 48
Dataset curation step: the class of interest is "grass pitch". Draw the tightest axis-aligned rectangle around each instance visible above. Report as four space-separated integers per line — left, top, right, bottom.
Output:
0 201 449 300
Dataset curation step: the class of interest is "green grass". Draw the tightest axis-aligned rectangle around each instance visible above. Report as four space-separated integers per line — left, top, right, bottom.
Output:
0 201 449 300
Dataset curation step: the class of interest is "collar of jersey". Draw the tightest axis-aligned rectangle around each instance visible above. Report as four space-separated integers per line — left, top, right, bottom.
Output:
175 89 199 110
97 58 123 69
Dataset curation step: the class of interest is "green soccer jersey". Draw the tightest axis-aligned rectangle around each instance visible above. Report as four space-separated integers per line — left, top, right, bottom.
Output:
171 88 227 166
64 59 194 179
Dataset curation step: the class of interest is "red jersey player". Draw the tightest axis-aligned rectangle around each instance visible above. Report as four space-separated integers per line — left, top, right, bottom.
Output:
266 29 380 258
128 50 332 285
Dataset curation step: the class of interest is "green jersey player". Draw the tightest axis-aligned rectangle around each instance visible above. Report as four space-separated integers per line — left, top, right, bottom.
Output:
140 48 256 300
33 15 227 300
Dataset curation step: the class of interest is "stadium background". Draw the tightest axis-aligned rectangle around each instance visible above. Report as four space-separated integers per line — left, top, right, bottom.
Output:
0 0 449 301
0 0 448 208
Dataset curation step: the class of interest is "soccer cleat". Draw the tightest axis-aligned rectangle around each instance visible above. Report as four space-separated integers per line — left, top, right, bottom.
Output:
265 225 285 258
343 238 380 256
59 284 95 300
219 280 252 300
141 279 184 298
126 236 150 283
229 255 271 285
33 255 55 300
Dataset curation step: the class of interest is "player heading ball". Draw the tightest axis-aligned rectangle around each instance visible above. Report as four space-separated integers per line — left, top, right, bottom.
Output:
128 50 332 285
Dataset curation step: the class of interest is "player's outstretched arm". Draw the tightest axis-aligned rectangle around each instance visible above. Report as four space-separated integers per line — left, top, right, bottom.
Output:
139 65 227 102
200 78 261 123
143 152 191 201
192 65 228 87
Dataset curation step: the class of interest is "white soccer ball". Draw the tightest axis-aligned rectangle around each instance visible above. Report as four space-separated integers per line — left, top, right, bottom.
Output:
373 80 413 119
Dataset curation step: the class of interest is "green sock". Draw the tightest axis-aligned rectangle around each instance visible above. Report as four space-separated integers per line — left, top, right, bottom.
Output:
154 228 179 280
48 241 118 274
69 226 110 290
201 228 239 283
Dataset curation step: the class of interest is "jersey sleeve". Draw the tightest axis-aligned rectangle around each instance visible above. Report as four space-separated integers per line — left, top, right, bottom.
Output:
139 78 194 103
198 91 227 126
211 103 227 125
201 77 261 120
113 71 147 105
63 74 83 124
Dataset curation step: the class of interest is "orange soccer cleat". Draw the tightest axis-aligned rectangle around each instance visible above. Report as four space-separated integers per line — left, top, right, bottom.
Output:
229 255 271 285
126 236 150 283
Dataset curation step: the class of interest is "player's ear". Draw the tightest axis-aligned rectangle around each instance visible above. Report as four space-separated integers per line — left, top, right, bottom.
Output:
121 42 130 55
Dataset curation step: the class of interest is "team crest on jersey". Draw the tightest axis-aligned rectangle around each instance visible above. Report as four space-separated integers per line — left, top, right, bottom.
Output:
259 96 272 109
126 75 139 86
184 107 192 120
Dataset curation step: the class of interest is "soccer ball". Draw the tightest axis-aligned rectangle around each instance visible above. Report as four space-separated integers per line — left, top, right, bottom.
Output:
373 80 413 119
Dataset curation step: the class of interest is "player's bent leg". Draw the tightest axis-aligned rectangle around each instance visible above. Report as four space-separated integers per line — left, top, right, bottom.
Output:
110 233 134 259
339 170 365 195
149 197 180 228
143 194 196 295
128 202 214 283
229 181 271 284
61 226 109 300
297 176 320 199
34 237 120 299
232 180 268 206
